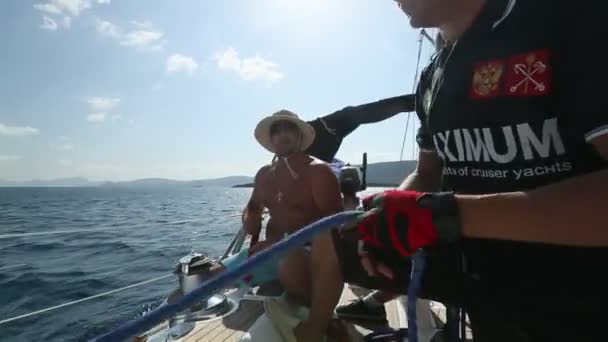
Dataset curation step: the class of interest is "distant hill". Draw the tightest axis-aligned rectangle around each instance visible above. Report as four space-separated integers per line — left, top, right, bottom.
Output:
100 176 253 188
233 160 418 188
365 160 417 186
189 176 253 188
1 161 417 189
0 177 101 188
0 176 253 188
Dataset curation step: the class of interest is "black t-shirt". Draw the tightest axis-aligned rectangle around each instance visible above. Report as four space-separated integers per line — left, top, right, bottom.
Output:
416 0 608 297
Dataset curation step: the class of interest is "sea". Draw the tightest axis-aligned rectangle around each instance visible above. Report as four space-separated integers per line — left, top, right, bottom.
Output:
0 186 385 342
0 186 253 342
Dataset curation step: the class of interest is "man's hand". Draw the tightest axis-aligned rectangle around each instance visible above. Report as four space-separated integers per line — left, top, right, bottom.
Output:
248 240 272 255
357 190 461 257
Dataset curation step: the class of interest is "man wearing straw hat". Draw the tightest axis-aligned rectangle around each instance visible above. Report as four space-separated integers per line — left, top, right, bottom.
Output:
223 110 344 294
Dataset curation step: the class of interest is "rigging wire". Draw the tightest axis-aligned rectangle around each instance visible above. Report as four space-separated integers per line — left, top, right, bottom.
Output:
399 29 425 162
0 273 173 326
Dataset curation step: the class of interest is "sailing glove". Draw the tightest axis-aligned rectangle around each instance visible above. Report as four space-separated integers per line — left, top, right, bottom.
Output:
357 190 461 257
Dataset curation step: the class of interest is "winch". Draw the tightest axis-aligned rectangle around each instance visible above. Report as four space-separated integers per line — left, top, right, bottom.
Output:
173 252 235 320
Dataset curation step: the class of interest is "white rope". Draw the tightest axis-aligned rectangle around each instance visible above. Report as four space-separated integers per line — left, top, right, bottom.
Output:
0 214 243 240
0 273 173 326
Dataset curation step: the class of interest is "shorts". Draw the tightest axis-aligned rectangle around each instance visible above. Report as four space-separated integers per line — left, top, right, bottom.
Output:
221 247 281 287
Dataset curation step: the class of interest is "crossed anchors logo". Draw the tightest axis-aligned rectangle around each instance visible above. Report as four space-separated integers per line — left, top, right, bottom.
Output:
509 53 547 94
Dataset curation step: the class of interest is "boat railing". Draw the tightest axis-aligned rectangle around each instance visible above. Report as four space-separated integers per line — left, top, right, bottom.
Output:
220 228 247 260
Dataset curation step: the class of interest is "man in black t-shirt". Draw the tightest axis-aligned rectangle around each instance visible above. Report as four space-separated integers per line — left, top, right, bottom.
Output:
288 0 608 341
305 95 415 163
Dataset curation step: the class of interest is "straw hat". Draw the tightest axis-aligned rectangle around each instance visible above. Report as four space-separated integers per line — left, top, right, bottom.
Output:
254 110 315 154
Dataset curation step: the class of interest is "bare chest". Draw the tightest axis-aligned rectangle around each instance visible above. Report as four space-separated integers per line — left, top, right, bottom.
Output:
262 168 315 213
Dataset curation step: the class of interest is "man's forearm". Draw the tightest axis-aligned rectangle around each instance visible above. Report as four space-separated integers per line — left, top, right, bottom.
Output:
399 171 442 192
242 206 263 234
457 169 608 246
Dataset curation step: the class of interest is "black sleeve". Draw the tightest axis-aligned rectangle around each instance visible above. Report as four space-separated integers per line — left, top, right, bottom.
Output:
319 94 416 138
561 0 608 143
415 65 436 151
347 95 416 125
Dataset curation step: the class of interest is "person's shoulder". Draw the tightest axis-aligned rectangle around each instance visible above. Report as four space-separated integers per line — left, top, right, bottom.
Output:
254 164 273 181
307 157 335 176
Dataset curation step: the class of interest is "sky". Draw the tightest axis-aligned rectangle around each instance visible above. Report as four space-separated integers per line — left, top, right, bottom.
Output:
0 0 436 181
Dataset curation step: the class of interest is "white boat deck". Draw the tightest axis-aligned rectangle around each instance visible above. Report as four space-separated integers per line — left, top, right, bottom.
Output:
161 285 471 342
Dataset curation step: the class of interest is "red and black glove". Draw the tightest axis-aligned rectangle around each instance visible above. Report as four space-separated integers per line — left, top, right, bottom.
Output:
357 190 461 257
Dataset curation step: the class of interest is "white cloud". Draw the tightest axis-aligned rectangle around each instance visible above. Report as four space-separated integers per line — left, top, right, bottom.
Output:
120 30 165 50
0 155 22 162
59 136 70 141
96 19 120 37
41 16 58 30
86 97 121 124
166 54 199 74
34 0 111 30
34 0 90 17
87 112 107 122
0 123 39 137
128 119 135 126
58 159 73 166
87 96 120 111
34 3 61 14
214 47 283 82
216 47 241 72
96 19 165 50
63 16 72 28
240 56 283 82
61 143 75 150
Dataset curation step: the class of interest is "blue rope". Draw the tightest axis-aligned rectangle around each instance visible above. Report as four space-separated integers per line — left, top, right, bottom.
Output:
89 210 363 342
362 249 427 342
407 249 427 342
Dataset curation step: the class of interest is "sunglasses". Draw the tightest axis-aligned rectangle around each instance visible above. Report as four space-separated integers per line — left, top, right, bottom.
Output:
270 121 299 136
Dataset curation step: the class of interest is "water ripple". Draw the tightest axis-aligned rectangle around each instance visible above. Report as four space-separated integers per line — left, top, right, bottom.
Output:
0 186 252 342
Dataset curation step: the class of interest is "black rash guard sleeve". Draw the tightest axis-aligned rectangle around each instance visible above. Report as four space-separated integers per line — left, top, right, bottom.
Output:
320 94 415 137
305 95 415 162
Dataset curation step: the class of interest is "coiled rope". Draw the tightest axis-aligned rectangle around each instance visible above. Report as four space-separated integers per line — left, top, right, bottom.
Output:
90 210 366 342
0 273 173 326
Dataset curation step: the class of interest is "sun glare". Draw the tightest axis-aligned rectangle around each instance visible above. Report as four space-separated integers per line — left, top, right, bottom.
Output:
270 0 339 17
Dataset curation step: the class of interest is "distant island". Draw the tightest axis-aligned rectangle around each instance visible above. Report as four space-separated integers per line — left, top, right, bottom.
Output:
233 160 417 188
0 176 253 188
0 161 418 188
